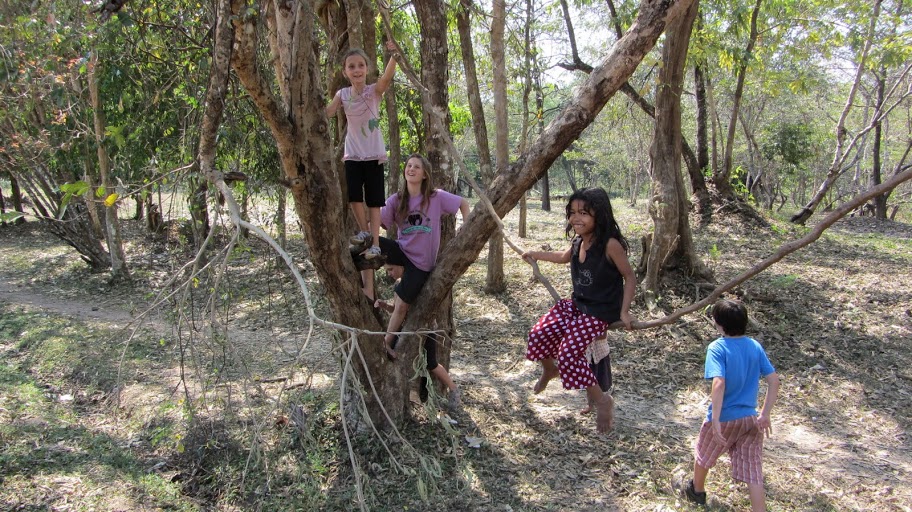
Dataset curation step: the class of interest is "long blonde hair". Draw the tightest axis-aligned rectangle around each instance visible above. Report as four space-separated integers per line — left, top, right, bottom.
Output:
395 154 435 223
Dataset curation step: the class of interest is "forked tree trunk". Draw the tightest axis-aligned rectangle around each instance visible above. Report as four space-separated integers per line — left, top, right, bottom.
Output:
88 52 129 281
413 0 458 380
642 0 709 299
231 0 408 428
223 0 692 430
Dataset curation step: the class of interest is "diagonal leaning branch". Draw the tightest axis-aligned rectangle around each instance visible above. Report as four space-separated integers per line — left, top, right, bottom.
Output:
380 0 696 329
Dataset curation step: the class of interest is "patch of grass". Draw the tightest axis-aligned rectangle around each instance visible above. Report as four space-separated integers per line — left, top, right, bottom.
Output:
0 306 197 511
1 305 163 393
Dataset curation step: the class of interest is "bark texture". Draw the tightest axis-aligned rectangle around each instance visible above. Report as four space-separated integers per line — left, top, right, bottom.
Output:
642 0 708 298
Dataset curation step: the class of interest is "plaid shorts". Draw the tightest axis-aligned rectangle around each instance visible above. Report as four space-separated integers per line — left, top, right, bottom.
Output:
694 416 764 485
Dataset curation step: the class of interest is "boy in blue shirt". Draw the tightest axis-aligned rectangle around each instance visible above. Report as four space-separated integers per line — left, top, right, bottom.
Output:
679 299 780 511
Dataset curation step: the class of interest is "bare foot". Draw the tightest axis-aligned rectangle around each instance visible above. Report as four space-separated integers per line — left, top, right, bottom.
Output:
594 394 615 433
581 394 594 414
533 368 559 394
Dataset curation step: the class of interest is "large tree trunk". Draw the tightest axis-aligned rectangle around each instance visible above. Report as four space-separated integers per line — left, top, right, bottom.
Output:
641 0 708 299
88 52 130 281
410 0 697 322
231 0 407 428
413 0 458 386
574 0 706 211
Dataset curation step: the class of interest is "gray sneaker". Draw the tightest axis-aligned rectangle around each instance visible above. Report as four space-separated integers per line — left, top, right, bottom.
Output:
349 232 371 255
363 245 382 260
349 231 371 245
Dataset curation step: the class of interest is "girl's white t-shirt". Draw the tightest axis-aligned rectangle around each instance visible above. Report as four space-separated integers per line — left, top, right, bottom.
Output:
339 83 387 162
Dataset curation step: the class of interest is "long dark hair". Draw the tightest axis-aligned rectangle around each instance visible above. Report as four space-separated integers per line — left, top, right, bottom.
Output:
395 153 435 223
564 187 628 252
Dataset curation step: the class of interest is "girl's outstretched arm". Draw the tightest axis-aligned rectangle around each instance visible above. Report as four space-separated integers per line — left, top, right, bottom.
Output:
607 238 636 328
523 247 571 265
375 42 398 95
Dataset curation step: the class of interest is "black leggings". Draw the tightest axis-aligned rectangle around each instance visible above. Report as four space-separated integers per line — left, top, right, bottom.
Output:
390 332 439 371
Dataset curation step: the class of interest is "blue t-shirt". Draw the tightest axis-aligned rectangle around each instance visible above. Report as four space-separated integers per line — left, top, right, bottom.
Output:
704 336 775 422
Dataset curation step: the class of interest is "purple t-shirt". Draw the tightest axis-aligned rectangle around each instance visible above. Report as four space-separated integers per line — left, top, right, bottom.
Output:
338 83 387 162
381 190 463 271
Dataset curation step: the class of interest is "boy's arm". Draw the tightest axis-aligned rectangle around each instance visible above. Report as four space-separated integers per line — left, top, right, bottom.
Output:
710 376 727 444
757 372 780 437
374 42 398 95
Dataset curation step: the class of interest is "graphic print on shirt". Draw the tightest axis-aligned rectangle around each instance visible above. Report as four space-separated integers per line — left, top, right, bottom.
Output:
343 90 380 138
575 269 593 288
402 209 432 235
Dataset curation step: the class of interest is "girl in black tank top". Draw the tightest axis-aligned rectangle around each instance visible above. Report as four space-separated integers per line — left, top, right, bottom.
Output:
521 187 637 433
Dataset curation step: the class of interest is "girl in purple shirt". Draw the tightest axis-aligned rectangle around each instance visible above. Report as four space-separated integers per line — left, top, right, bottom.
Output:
373 154 469 409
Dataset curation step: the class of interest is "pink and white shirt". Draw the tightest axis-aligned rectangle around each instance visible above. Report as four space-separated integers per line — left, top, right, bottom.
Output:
337 83 387 162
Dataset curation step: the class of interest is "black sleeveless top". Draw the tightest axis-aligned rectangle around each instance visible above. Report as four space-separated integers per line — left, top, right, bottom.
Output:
570 236 623 323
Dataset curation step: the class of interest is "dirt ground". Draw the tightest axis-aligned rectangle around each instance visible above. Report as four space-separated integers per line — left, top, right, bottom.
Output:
1 204 911 511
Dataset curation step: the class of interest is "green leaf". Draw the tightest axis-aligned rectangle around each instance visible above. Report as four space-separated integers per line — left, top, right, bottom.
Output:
95 185 106 198
60 181 90 196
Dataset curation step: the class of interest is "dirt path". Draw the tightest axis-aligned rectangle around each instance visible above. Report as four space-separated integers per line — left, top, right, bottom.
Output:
1 275 138 326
